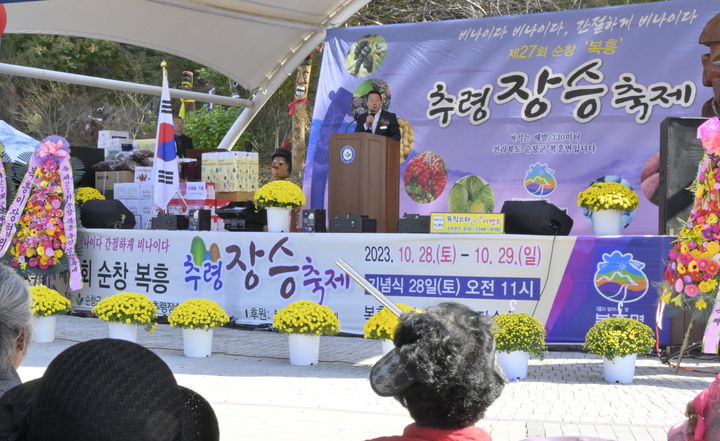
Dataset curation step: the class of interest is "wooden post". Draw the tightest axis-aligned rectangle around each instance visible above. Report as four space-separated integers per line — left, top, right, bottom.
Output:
290 55 313 180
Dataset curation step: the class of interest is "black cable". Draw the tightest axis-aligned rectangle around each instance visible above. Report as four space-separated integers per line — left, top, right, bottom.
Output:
531 226 558 318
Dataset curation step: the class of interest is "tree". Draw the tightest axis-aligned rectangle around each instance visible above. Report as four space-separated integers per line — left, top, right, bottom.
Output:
350 0 661 25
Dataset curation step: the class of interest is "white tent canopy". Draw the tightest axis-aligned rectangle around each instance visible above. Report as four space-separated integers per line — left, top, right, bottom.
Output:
3 0 369 148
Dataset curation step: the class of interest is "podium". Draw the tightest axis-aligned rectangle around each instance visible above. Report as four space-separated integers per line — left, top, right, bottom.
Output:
328 132 399 232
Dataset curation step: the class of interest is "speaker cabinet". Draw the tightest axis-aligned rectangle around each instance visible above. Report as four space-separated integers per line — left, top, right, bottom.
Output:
659 117 708 235
501 200 573 235
80 200 136 229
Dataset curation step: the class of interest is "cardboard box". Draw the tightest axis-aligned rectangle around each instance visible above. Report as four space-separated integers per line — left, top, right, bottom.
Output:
201 152 258 191
134 166 153 183
133 139 156 152
96 171 134 194
99 138 133 157
139 184 154 200
215 191 254 202
98 130 130 144
140 199 154 217
211 215 224 232
114 183 139 199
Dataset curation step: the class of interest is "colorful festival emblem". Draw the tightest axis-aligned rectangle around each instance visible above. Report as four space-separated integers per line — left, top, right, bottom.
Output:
593 251 649 304
523 163 556 196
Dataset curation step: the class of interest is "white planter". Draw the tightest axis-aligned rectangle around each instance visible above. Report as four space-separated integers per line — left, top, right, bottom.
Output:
267 207 292 232
183 328 214 358
592 209 623 236
107 322 138 343
603 353 637 384
381 339 394 355
32 315 57 343
497 350 530 380
288 333 320 366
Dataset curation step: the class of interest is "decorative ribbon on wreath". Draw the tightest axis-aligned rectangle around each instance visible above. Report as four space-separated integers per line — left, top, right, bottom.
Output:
0 136 82 290
0 147 6 215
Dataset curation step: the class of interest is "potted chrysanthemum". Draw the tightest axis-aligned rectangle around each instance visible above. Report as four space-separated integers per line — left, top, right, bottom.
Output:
493 312 546 380
583 317 654 384
168 299 229 358
577 181 639 235
363 304 418 354
30 285 72 343
253 180 306 232
92 292 157 343
74 187 105 206
272 300 340 366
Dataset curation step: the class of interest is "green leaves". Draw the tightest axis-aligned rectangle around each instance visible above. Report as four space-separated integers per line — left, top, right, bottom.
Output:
183 107 249 150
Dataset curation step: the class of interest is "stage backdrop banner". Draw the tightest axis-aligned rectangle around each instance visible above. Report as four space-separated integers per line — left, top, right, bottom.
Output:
303 0 717 235
73 229 671 343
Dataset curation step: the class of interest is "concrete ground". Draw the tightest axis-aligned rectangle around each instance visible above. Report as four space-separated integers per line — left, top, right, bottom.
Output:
18 316 720 441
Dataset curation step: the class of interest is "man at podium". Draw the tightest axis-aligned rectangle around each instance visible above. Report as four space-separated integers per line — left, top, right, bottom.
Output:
354 90 401 141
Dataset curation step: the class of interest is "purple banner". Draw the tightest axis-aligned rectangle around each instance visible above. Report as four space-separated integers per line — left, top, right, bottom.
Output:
304 1 717 235
546 235 672 344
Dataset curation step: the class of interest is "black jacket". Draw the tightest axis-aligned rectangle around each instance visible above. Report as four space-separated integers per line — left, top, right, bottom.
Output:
354 110 401 142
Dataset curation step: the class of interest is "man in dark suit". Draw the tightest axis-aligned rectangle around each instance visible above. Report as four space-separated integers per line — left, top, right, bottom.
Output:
173 116 193 158
355 90 401 141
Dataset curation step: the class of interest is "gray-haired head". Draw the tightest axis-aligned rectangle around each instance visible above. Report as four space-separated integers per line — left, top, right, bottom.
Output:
0 264 31 372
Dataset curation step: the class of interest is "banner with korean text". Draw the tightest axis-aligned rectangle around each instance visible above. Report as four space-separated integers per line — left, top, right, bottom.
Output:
303 0 716 235
73 229 671 343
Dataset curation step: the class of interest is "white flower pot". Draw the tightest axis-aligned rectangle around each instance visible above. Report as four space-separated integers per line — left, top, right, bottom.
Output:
183 328 214 358
497 350 530 380
32 315 56 343
592 209 623 236
603 353 637 384
108 322 138 343
267 207 292 232
381 339 394 355
288 333 320 366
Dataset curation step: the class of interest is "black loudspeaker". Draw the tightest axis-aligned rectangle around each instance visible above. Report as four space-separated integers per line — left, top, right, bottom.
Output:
398 213 430 233
501 200 573 235
302 209 326 232
151 214 189 230
659 117 707 235
80 200 136 229
330 214 377 233
70 146 105 188
189 209 211 231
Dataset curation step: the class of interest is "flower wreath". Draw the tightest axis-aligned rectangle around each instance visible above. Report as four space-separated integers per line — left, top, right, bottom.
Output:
0 136 83 288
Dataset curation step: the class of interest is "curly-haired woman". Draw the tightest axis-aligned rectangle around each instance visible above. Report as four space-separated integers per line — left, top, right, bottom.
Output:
367 302 506 441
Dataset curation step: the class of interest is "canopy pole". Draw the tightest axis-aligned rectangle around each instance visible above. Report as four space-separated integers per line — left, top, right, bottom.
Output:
217 30 326 150
0 62 252 108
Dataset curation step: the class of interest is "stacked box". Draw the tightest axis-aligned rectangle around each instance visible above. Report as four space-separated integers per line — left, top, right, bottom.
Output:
98 130 132 157
114 182 154 229
95 171 134 197
133 139 156 152
201 152 258 192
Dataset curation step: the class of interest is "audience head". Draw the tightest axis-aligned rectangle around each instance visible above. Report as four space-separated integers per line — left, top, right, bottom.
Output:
0 264 31 373
370 302 505 429
0 338 219 441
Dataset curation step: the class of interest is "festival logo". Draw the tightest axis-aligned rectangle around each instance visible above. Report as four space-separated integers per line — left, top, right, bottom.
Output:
341 145 355 163
523 163 556 196
593 250 648 304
